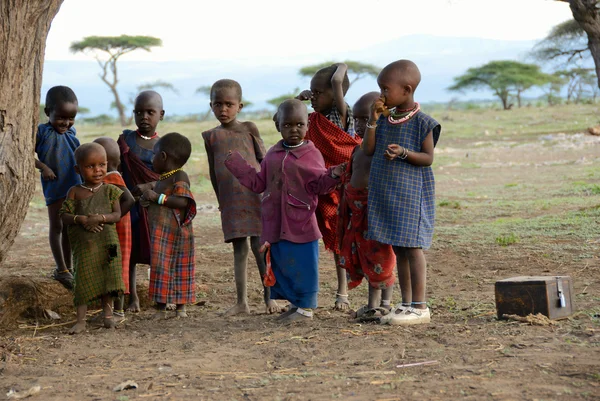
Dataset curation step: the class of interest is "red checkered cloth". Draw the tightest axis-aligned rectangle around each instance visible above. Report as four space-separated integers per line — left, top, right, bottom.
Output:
306 112 361 251
103 172 132 294
148 181 197 305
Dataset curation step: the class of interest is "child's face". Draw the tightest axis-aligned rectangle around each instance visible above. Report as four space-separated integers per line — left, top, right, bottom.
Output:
377 71 410 108
210 89 242 125
309 74 334 114
151 143 167 174
352 101 372 139
278 107 308 146
76 150 107 186
46 102 78 134
134 98 164 135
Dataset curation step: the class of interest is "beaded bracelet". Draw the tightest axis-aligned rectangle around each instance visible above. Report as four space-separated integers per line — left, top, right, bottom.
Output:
73 215 78 224
366 122 377 129
400 147 409 160
158 194 165 205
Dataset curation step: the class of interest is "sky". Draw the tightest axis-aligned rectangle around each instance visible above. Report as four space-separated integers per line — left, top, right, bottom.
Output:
45 0 573 64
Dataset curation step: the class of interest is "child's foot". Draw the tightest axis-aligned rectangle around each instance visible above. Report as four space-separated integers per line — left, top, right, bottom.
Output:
152 310 167 320
265 300 281 314
175 305 188 318
126 297 140 313
385 307 431 326
281 309 313 323
334 293 350 311
114 310 126 325
275 307 298 321
221 302 250 316
104 316 116 329
68 321 86 335
52 269 74 291
379 303 410 324
356 307 389 323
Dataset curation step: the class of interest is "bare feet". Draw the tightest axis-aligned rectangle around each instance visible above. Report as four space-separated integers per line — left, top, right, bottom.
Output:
176 310 188 318
276 307 298 321
334 294 350 311
104 316 116 329
126 297 140 313
221 302 250 316
280 311 312 323
68 321 86 335
152 310 167 320
265 300 281 314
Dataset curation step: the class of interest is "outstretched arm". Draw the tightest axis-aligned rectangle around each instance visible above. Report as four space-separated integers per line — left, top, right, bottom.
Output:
331 63 348 128
224 151 267 194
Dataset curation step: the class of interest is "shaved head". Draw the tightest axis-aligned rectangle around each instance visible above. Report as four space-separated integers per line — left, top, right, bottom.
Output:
277 99 308 123
93 137 120 168
135 90 163 109
74 142 106 165
380 60 421 91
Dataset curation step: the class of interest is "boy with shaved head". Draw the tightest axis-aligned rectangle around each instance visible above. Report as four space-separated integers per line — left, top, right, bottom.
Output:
362 60 441 326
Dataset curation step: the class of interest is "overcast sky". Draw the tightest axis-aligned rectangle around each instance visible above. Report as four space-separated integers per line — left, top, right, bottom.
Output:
45 0 573 64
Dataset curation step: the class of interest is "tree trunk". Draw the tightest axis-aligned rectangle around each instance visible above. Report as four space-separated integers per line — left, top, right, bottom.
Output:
517 90 522 108
568 0 600 89
0 1 63 266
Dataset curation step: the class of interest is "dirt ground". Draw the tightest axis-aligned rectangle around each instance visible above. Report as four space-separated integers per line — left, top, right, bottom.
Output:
1 127 600 400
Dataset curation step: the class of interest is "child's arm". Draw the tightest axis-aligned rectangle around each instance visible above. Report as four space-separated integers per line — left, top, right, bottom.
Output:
246 122 266 163
306 158 345 195
141 188 190 209
114 184 135 217
331 63 348 129
362 97 385 156
384 132 435 166
296 89 313 101
224 150 267 193
204 141 220 200
35 159 56 180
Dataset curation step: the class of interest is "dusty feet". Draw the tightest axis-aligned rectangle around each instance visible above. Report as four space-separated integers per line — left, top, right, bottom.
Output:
265 300 281 314
176 305 188 318
276 307 298 321
334 294 350 311
68 321 86 335
280 311 312 323
221 302 250 316
126 296 140 313
104 316 116 329
152 310 167 320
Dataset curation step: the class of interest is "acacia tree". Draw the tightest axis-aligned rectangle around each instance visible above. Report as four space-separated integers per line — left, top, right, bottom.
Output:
299 61 380 86
448 61 550 110
0 0 63 265
532 19 589 64
70 35 162 126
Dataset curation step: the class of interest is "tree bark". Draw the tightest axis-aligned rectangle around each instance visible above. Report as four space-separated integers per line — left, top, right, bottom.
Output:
0 1 63 266
567 0 600 89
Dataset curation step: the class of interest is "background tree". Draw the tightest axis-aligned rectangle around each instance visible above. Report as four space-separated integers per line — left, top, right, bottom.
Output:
560 0 600 89
0 0 63 265
299 61 380 87
532 19 589 64
70 35 162 126
448 61 549 110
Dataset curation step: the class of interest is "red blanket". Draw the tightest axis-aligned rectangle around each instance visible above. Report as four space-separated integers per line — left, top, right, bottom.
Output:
306 112 361 251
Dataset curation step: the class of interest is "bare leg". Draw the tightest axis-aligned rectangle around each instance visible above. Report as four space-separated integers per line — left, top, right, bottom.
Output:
176 304 188 318
68 304 87 334
152 302 167 319
222 238 251 315
113 294 125 323
48 200 68 271
60 217 72 272
102 295 115 328
381 286 394 310
406 248 427 309
334 254 350 310
250 236 280 314
394 247 412 305
126 260 140 312
367 286 382 309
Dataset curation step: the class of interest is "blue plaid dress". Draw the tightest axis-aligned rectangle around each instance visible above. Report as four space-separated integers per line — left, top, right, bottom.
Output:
35 123 82 205
367 112 441 249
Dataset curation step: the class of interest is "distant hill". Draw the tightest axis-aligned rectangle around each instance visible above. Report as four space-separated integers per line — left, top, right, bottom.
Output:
41 34 538 117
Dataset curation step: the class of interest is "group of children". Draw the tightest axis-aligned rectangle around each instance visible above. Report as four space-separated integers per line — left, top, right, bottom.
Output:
34 58 441 332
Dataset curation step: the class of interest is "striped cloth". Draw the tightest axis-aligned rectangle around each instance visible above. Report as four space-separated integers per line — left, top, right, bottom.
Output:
326 102 355 137
148 181 196 305
367 111 441 249
103 172 132 294
60 184 125 306
35 123 82 205
305 112 361 251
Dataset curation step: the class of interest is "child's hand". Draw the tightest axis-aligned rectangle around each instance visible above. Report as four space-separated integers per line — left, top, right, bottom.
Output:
332 163 347 178
140 189 158 207
296 90 313 101
132 183 153 197
371 97 387 121
225 150 233 160
384 144 404 160
86 214 104 226
85 223 104 233
40 167 57 181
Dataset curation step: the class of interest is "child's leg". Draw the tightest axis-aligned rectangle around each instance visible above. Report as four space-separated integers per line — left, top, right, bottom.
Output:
367 286 382 310
68 304 87 334
334 254 350 310
60 220 72 272
127 259 140 312
114 294 125 322
223 238 251 315
381 286 394 310
175 304 188 318
395 247 412 307
406 248 427 309
153 302 167 319
249 236 280 314
102 294 115 328
48 199 74 288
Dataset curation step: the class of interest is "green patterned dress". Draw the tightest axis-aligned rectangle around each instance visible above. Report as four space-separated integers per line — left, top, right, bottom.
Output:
60 184 125 306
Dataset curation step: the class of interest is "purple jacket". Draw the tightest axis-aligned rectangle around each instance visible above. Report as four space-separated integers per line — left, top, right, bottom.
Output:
224 140 340 244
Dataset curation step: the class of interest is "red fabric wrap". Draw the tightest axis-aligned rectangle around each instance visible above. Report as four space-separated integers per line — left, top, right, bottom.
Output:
305 112 361 251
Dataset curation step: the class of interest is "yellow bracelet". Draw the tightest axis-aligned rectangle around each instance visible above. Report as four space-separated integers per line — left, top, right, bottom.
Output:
73 215 78 224
102 214 106 223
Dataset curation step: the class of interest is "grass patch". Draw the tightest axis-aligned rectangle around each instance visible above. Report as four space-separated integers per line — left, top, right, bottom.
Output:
438 199 462 209
495 233 519 246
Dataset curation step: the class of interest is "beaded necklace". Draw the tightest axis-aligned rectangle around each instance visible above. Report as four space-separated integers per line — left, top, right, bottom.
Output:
282 141 305 149
159 168 182 180
80 182 103 192
136 130 158 140
388 102 420 125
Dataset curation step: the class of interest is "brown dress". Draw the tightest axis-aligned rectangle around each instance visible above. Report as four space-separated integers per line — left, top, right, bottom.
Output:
202 126 264 242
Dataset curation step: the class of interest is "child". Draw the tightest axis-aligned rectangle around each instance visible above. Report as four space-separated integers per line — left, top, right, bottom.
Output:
140 133 196 319
362 60 441 325
202 79 279 315
94 137 135 322
59 143 126 334
117 90 163 312
296 63 361 310
35 86 82 289
337 92 396 321
225 99 345 322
